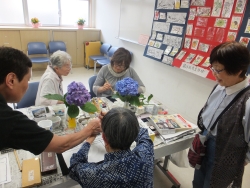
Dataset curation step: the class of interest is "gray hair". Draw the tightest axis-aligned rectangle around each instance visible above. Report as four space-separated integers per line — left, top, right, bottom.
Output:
49 50 71 68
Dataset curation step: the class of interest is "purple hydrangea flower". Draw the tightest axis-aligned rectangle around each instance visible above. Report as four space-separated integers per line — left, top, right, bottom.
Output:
115 77 138 96
66 81 91 106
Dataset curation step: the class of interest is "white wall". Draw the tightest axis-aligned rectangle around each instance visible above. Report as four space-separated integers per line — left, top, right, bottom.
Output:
94 0 216 123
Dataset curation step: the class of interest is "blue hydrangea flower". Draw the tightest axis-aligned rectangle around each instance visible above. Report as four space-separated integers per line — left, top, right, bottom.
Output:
66 81 91 106
115 77 138 96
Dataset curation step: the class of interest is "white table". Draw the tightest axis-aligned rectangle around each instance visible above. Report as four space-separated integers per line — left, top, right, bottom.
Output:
0 100 195 188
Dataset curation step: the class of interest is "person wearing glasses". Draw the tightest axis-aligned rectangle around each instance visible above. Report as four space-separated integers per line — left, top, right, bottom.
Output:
35 50 72 106
93 47 145 97
193 41 250 188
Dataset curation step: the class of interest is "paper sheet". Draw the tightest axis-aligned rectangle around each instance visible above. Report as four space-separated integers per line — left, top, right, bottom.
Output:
161 121 198 142
62 135 106 167
0 153 11 184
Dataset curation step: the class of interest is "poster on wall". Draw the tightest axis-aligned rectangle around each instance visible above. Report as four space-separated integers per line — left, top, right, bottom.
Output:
143 0 190 66
143 0 249 80
172 0 248 80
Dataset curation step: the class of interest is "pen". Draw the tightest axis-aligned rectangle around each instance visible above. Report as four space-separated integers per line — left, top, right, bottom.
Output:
105 79 114 92
14 150 22 171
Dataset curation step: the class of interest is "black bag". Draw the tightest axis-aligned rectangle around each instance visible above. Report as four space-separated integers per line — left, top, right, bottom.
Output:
188 85 250 169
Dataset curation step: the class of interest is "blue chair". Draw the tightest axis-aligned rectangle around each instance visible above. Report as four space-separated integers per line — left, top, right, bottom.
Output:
88 43 112 64
48 41 67 54
14 82 39 109
27 42 49 64
88 75 97 98
94 46 119 75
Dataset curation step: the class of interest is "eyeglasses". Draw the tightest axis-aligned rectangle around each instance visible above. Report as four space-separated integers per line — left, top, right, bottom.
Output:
209 66 225 74
63 63 72 69
114 64 126 69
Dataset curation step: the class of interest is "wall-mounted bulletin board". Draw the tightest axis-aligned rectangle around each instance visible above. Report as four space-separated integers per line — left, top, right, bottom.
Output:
143 0 249 81
143 0 190 63
235 0 250 46
172 0 248 80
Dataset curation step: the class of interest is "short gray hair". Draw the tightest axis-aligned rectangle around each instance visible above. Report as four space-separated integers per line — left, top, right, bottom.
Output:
49 50 71 68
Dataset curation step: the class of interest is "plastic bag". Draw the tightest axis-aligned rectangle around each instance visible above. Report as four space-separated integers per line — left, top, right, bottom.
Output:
170 150 189 168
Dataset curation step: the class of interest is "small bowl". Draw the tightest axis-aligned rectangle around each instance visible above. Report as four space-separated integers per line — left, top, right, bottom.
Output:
47 116 61 129
38 120 52 130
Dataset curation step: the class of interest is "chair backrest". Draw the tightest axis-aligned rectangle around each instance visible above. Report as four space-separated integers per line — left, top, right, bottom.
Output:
108 46 119 58
88 75 97 98
27 42 48 55
49 41 67 54
100 43 111 55
16 82 39 109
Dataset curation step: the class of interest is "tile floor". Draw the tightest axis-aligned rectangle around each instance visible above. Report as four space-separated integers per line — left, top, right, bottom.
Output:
31 67 250 188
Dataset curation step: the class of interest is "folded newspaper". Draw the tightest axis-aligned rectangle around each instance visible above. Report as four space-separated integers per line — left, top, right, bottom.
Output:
147 114 197 142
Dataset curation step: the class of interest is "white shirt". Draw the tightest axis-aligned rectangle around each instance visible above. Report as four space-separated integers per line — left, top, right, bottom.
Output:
35 66 63 106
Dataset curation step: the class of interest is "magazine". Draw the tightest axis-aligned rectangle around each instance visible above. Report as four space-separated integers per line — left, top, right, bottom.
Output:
148 114 193 135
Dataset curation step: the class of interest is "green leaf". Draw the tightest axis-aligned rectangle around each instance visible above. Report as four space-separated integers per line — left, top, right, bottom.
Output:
114 93 127 102
67 105 79 118
80 102 98 113
64 93 69 107
43 94 64 101
111 93 119 99
129 96 141 106
147 94 153 103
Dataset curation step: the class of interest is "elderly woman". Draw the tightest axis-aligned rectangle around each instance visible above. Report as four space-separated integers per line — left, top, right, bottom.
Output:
193 41 250 188
35 50 72 106
93 47 145 97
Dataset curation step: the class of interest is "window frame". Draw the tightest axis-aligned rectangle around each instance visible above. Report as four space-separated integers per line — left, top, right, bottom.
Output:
0 0 92 27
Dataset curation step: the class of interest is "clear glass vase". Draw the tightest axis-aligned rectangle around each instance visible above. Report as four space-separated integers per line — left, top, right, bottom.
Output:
123 101 130 109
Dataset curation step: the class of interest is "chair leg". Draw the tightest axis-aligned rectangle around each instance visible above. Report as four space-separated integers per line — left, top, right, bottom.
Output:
87 58 90 70
94 61 97 75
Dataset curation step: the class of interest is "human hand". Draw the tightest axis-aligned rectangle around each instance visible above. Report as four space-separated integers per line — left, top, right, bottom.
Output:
101 83 112 92
86 135 96 144
99 111 107 120
86 118 102 135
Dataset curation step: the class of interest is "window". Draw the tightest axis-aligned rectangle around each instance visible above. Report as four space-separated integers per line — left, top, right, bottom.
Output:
0 0 90 27
61 0 89 26
27 0 59 26
0 0 24 24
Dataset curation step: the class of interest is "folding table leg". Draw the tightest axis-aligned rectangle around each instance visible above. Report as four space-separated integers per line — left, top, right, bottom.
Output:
156 156 181 188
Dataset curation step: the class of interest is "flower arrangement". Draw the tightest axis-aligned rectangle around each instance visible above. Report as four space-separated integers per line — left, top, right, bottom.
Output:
77 18 85 25
44 81 97 118
31 17 39 24
112 77 153 106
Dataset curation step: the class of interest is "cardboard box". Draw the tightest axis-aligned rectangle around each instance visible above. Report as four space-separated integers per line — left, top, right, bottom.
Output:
22 158 41 188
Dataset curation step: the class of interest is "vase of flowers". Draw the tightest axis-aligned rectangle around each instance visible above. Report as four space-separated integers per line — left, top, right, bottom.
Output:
77 18 85 29
112 77 153 110
31 17 40 28
44 81 97 129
